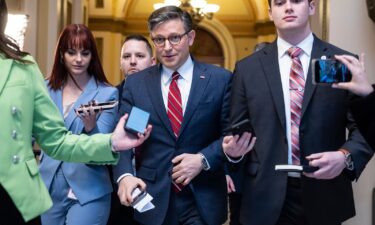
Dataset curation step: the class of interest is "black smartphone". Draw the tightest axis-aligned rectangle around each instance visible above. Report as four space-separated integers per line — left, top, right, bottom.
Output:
74 101 118 114
312 59 352 84
124 106 150 135
225 119 254 136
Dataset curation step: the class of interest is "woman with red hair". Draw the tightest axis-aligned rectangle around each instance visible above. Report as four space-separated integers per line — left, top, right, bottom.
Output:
39 24 118 225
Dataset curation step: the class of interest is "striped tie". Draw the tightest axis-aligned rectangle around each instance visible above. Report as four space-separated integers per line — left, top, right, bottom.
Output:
167 71 185 193
288 47 304 165
167 71 183 137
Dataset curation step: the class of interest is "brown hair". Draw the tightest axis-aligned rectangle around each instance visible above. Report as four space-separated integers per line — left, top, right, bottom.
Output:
48 24 108 90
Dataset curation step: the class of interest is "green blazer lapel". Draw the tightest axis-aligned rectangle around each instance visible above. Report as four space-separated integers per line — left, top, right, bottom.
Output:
0 57 13 95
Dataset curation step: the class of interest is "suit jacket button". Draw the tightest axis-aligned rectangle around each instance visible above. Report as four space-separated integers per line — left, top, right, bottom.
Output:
12 130 17 139
12 155 20 164
11 106 18 115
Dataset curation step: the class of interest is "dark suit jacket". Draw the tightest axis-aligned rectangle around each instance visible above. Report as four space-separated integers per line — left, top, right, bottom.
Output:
113 61 231 225
230 36 373 225
350 86 375 150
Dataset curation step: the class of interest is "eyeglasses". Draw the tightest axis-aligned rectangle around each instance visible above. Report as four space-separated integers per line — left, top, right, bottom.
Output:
151 30 191 47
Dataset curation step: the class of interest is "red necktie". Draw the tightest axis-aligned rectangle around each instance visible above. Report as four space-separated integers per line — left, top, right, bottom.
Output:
167 71 183 137
288 47 304 165
167 71 185 193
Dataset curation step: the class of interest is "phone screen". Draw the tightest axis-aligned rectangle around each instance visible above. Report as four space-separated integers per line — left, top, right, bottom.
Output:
313 59 352 84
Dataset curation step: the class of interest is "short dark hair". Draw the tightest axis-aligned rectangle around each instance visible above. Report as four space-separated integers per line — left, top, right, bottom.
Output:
148 5 193 33
268 0 312 7
124 34 153 56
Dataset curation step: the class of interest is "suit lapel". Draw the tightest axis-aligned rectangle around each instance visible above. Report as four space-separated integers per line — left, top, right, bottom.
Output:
301 36 329 117
0 57 13 95
48 86 64 118
64 76 99 131
145 66 176 139
260 42 287 132
178 62 210 139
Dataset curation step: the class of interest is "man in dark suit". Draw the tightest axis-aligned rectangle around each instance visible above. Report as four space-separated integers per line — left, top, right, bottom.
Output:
113 6 231 225
223 0 373 225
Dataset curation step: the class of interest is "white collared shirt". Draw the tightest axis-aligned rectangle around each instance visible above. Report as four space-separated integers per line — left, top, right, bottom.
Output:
277 33 314 164
161 56 194 114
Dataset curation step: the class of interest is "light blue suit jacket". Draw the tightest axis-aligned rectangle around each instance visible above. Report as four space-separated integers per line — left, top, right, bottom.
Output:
39 77 118 204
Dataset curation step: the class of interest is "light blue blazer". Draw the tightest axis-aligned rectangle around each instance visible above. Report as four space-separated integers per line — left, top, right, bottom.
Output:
39 76 118 205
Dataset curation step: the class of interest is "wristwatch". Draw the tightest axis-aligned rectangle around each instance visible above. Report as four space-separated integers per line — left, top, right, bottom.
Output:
198 153 210 171
339 149 354 171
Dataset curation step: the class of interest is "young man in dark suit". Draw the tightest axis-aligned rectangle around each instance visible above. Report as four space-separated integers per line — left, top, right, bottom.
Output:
113 6 232 225
223 0 373 224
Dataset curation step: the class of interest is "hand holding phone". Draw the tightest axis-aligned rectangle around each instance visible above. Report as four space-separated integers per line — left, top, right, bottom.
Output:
312 59 352 84
74 100 118 114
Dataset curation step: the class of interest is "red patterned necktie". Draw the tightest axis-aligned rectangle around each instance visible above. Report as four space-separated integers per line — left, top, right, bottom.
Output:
167 71 185 193
288 47 304 165
167 71 183 137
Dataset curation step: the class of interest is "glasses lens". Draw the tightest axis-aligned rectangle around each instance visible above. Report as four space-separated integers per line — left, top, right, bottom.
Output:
153 37 165 46
169 35 181 45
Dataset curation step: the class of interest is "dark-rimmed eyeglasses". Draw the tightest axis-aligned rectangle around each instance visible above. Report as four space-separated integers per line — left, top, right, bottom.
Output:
151 30 191 47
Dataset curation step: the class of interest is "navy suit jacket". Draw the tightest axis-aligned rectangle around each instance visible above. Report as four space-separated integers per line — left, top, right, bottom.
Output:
113 60 231 225
39 77 118 205
230 36 373 225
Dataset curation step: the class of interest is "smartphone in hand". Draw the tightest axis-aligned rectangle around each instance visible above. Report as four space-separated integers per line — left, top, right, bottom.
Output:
74 101 118 114
312 59 352 84
224 119 255 136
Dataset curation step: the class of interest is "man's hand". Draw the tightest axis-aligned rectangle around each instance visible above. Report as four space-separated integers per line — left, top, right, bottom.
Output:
226 175 236 193
223 132 256 158
111 114 152 151
117 176 146 206
304 150 346 179
171 153 202 186
332 53 374 97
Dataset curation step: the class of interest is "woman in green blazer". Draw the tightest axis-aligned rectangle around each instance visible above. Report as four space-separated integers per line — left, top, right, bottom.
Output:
0 1 150 224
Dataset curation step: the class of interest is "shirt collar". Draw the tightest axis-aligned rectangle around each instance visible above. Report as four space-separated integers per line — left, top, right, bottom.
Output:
162 55 194 85
277 32 314 58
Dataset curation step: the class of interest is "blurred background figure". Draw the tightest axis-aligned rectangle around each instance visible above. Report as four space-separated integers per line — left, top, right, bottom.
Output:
39 24 118 225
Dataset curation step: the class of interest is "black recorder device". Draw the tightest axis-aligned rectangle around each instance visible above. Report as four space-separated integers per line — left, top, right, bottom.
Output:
74 101 118 114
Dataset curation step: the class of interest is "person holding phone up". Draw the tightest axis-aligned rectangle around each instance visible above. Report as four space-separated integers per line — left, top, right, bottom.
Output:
333 53 375 150
222 0 373 225
39 24 119 225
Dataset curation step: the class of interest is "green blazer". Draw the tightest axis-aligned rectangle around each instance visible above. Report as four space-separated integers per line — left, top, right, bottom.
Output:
0 55 118 222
